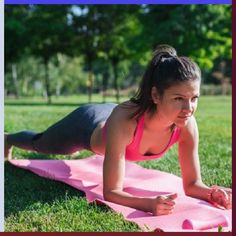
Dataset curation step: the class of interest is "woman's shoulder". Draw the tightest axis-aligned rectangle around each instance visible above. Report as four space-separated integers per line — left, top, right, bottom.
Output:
178 115 198 142
107 100 139 133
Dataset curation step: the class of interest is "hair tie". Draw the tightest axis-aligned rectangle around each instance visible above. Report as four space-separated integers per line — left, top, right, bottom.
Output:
160 57 169 63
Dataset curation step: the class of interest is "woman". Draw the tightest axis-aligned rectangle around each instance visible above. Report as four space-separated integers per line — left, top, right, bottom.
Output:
5 44 232 216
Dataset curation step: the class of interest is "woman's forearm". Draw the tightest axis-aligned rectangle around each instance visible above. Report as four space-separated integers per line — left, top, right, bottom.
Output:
185 181 232 209
184 180 211 201
104 189 153 213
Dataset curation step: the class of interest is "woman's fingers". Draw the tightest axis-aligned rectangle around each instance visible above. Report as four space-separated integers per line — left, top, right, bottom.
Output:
223 190 232 209
212 188 232 209
223 188 232 207
163 193 177 206
164 200 176 206
166 193 178 200
220 189 228 200
221 187 232 193
153 203 174 215
155 208 174 215
157 203 174 211
153 193 177 215
218 187 232 206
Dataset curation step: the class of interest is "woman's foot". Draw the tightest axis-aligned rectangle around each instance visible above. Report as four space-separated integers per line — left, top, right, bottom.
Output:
4 133 13 161
71 151 80 158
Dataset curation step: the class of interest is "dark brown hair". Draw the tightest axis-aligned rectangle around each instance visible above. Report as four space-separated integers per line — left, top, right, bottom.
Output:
130 44 201 119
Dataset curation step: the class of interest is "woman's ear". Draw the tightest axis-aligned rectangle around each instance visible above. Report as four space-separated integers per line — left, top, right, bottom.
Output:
151 86 160 104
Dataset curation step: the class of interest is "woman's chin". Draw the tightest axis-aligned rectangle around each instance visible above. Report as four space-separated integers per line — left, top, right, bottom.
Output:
175 118 190 127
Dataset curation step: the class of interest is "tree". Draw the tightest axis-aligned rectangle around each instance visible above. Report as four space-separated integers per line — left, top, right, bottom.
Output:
5 5 31 97
26 5 73 103
96 5 141 102
139 5 232 82
70 5 101 103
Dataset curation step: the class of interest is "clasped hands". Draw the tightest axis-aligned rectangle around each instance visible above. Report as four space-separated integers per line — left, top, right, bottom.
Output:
151 187 232 216
208 185 232 209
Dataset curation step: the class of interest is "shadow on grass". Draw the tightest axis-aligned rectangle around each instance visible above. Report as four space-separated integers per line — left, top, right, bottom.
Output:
4 162 86 217
4 151 111 218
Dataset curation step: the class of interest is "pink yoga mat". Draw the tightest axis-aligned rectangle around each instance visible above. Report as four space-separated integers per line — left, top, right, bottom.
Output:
10 155 232 232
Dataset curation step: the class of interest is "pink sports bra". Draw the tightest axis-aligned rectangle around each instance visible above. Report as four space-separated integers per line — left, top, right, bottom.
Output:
102 113 181 161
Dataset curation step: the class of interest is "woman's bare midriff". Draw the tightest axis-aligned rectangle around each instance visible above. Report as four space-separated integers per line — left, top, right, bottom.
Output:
90 101 138 156
90 121 106 155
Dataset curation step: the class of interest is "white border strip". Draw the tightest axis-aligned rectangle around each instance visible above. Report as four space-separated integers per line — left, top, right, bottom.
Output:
0 1 4 232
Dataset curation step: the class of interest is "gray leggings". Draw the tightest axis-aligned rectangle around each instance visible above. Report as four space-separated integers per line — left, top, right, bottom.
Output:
7 103 117 155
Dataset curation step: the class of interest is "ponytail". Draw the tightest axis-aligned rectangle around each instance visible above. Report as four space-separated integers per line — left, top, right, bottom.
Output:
130 44 201 119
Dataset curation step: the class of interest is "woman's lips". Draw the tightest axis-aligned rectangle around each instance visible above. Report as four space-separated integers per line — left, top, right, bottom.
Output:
178 116 190 119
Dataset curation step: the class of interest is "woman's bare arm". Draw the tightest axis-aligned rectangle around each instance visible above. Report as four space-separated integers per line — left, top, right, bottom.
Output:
103 107 176 215
178 116 231 209
178 116 210 197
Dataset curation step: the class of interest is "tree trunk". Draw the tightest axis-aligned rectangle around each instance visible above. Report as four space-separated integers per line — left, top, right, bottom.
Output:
12 63 19 98
56 81 61 97
22 78 29 96
112 60 119 103
102 71 109 103
87 62 93 103
44 60 52 104
221 78 230 95
86 72 93 103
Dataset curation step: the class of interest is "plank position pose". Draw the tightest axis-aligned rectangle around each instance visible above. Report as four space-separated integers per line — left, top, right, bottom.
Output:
5 45 232 216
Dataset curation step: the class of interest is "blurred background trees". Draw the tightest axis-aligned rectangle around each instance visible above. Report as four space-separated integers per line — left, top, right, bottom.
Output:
5 4 232 103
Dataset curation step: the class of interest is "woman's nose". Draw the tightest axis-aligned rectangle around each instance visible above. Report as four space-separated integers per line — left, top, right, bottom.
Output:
182 100 192 112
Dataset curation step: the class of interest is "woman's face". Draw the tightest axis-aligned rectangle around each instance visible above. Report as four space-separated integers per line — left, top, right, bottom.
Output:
153 80 200 127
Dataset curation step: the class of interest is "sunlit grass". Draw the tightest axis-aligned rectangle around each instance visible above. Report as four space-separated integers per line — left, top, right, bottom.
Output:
4 95 232 231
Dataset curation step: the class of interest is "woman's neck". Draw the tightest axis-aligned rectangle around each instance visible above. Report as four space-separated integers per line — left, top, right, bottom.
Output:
144 111 173 133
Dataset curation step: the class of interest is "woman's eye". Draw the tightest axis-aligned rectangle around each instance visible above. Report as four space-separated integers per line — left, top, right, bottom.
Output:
191 97 199 102
174 97 183 101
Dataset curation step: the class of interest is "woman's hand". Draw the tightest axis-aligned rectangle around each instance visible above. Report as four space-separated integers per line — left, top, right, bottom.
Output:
210 186 232 209
151 193 177 216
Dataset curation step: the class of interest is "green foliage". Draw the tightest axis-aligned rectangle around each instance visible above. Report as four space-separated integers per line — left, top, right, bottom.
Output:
138 5 231 71
27 5 73 61
5 5 232 97
218 225 223 232
5 5 30 63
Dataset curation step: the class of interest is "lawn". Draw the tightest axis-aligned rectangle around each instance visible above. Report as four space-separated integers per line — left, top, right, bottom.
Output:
4 95 232 232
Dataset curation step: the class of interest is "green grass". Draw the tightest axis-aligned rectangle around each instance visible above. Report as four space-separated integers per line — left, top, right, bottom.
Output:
4 95 232 232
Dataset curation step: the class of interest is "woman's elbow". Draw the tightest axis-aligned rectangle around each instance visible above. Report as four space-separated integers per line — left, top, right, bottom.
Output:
103 189 113 201
184 188 192 197
103 191 109 201
103 188 121 202
183 179 204 196
183 182 195 196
